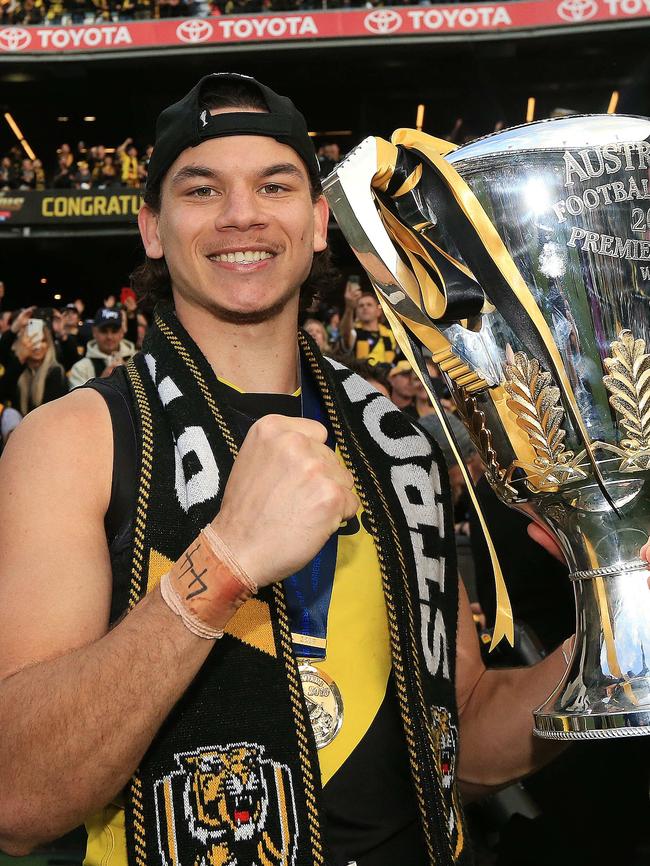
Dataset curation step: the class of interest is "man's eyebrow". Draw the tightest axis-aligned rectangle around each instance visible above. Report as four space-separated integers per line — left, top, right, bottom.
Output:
258 163 305 181
170 165 219 186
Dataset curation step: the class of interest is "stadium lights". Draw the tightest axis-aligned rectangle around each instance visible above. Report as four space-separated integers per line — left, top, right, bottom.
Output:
3 112 36 161
83 116 96 122
40 278 47 284
607 91 619 114
57 116 69 122
54 294 62 301
526 97 536 123
416 104 425 132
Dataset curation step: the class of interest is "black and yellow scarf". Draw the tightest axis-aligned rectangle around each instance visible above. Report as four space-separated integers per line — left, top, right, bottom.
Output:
120 304 470 866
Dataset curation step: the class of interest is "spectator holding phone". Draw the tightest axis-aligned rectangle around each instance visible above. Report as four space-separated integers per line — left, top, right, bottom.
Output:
68 307 136 389
4 314 68 415
339 278 397 365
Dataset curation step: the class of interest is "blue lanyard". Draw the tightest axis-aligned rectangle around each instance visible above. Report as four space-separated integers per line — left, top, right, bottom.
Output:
283 356 339 660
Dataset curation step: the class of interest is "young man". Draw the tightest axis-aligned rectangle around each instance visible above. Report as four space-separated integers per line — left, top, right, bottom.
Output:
340 283 397 365
68 307 136 388
0 74 569 866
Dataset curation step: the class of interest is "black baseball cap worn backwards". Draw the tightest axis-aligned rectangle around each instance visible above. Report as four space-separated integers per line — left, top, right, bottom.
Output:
146 72 320 193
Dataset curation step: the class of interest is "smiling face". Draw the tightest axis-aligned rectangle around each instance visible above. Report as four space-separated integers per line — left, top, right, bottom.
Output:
139 125 328 327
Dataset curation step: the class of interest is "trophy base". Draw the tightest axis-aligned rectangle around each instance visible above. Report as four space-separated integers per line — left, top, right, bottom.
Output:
531 562 650 741
533 711 650 741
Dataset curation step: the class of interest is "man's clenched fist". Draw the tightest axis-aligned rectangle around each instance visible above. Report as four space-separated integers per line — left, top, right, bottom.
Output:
211 415 359 588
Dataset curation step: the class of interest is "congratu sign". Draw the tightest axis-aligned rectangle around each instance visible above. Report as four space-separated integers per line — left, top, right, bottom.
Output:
0 190 142 225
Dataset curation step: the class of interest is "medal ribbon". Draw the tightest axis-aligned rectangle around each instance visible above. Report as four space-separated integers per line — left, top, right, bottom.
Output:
284 354 339 660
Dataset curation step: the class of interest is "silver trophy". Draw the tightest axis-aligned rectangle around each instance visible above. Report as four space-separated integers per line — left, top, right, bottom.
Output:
324 116 650 740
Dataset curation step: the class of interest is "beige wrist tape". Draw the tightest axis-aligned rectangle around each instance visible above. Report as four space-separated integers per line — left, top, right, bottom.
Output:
201 523 258 595
159 528 257 639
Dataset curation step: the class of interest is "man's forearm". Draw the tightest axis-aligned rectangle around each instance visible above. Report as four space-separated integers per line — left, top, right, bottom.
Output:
0 589 213 854
457 644 569 795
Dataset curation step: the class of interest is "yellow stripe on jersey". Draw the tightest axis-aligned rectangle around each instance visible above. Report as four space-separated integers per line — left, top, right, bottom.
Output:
312 448 390 787
83 450 390 866
216 375 302 399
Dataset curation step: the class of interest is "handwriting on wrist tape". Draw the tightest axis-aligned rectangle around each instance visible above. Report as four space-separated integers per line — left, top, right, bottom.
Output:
161 535 254 637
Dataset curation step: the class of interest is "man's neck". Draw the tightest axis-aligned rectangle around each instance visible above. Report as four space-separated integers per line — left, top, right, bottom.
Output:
174 296 300 395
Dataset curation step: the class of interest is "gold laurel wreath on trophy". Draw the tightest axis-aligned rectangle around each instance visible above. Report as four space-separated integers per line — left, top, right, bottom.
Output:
602 330 650 471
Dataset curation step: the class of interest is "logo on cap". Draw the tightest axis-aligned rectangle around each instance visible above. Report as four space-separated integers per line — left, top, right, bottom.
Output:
200 109 209 128
363 9 402 34
0 27 32 52
556 0 598 21
176 19 214 44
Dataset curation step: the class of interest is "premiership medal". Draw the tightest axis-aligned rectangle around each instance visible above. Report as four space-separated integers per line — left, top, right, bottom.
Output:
298 660 344 749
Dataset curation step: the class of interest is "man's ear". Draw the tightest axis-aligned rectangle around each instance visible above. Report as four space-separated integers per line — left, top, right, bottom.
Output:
138 204 164 260
312 195 329 254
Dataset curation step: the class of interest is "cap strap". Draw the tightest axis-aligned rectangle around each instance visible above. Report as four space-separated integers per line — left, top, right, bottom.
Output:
198 111 293 140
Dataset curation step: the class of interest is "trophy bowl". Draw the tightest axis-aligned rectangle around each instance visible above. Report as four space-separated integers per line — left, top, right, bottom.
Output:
324 115 650 740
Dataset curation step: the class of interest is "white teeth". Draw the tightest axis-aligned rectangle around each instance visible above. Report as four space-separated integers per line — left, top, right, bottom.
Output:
211 250 274 263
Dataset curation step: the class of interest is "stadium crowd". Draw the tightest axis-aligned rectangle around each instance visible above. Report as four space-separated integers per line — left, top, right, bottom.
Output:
1 0 424 25
0 139 340 191
0 139 152 191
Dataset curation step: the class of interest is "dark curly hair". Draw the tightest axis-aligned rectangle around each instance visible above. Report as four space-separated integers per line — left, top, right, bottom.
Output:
131 78 335 315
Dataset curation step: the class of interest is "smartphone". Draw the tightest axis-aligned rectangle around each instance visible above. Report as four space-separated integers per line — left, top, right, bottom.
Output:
26 318 44 342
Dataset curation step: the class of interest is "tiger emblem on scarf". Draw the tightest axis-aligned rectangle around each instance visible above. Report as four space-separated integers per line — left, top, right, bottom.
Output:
154 743 298 866
431 706 464 860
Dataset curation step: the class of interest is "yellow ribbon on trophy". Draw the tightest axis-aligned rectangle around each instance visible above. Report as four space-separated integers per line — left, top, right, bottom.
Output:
367 129 607 648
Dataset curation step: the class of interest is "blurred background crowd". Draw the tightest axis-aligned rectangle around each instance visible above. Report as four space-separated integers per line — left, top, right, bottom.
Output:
1 0 441 26
0 138 344 191
0 139 150 191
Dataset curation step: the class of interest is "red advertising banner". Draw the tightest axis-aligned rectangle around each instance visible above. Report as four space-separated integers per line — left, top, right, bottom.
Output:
0 0 648 55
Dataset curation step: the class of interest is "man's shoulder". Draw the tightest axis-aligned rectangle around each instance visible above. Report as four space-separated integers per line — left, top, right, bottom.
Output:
0 387 114 519
7 387 111 454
